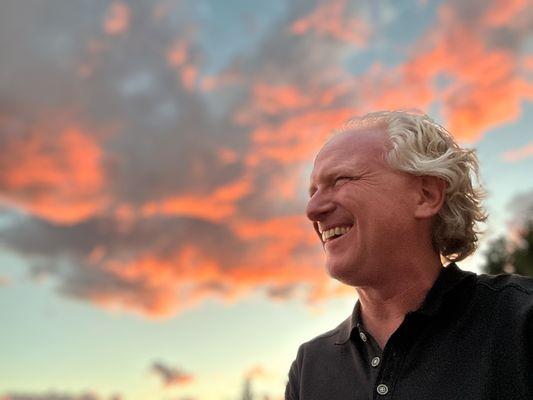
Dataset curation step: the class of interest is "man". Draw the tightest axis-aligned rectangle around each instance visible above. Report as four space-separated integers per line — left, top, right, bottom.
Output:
285 111 533 399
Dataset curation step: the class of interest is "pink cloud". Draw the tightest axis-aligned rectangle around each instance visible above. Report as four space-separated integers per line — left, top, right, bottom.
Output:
103 1 131 35
290 0 370 47
503 142 533 162
483 0 529 27
141 174 252 222
0 116 108 224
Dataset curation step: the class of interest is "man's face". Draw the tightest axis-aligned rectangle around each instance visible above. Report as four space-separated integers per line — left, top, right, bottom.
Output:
306 127 419 286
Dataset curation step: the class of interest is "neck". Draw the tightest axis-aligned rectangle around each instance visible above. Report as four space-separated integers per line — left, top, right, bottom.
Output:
356 256 442 348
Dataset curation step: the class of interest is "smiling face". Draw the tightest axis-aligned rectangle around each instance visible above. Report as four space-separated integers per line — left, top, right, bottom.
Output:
306 126 420 286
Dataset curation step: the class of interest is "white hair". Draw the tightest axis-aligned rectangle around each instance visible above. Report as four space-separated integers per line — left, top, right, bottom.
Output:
339 110 487 262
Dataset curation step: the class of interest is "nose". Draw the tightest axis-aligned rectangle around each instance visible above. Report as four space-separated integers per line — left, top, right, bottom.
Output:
306 189 335 223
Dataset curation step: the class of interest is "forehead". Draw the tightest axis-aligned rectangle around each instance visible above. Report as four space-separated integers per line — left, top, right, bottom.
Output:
311 127 389 180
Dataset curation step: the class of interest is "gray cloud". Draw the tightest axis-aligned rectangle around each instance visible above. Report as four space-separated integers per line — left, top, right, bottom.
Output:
151 361 194 387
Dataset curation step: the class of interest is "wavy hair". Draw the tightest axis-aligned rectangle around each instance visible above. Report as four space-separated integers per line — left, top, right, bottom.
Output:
339 110 487 262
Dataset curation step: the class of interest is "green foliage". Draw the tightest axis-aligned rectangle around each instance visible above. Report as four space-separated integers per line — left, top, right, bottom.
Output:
512 220 533 276
481 220 533 277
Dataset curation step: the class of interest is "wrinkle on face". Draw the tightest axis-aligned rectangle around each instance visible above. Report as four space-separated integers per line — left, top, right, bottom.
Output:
306 127 422 286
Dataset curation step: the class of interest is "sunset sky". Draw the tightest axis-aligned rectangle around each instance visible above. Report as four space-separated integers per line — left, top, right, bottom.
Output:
0 0 532 399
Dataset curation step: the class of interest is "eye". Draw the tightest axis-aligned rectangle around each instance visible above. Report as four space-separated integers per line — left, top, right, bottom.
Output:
333 176 353 187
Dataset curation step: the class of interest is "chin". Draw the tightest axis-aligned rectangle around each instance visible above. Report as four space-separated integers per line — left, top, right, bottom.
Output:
326 260 358 286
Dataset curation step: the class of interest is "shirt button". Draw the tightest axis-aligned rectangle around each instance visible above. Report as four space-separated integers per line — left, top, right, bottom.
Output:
359 331 367 342
371 356 381 367
376 384 389 395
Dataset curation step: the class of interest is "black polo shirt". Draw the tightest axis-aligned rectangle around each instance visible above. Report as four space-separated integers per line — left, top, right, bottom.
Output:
285 264 533 399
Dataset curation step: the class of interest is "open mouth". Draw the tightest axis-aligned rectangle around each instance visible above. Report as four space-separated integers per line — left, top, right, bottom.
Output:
321 225 353 243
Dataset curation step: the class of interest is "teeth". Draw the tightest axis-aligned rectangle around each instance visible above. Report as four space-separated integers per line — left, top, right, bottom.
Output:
320 226 351 242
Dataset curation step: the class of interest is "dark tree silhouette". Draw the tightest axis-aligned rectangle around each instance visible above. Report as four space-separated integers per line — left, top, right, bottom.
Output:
481 219 533 277
482 236 510 275
512 220 533 276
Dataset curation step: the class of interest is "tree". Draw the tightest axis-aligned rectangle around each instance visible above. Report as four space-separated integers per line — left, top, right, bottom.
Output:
481 220 533 277
511 220 533 276
482 236 510 275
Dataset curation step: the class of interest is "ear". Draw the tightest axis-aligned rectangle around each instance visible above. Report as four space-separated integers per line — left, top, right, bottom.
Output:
414 176 447 219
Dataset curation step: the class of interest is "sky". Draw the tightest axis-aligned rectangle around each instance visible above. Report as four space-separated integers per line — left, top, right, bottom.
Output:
0 0 532 399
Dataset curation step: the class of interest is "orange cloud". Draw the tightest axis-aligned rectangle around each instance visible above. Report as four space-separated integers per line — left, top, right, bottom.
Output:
199 72 240 92
355 1 533 141
62 210 335 318
251 84 313 115
167 39 189 67
5 0 530 323
230 215 315 244
408 8 533 141
503 142 533 162
244 108 357 166
288 1 531 144
181 64 198 91
85 267 180 317
166 38 201 91
483 0 529 27
85 237 327 318
359 63 435 113
142 174 252 222
103 1 131 35
290 0 369 46
0 120 108 224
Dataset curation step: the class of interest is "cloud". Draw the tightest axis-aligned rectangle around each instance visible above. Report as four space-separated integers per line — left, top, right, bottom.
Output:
141 173 253 222
400 0 532 141
0 114 108 224
290 0 370 47
502 142 533 162
482 0 529 27
287 0 532 143
0 0 530 319
103 1 131 35
166 37 201 92
151 361 194 387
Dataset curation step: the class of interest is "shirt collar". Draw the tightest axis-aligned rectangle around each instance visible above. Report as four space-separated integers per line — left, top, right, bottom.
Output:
334 263 476 345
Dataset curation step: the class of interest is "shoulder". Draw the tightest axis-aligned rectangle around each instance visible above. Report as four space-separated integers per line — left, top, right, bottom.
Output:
294 315 352 362
287 314 352 398
475 273 533 296
469 273 533 319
